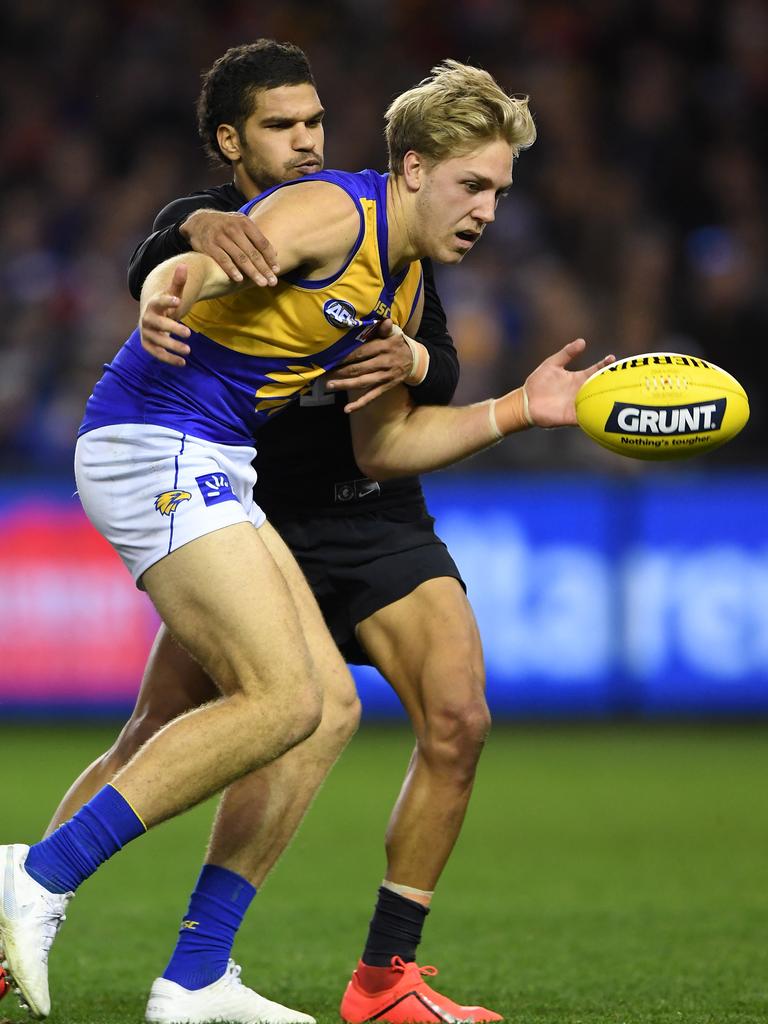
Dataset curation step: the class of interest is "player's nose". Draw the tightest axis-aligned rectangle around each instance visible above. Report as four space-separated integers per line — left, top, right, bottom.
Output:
474 194 497 224
294 125 316 150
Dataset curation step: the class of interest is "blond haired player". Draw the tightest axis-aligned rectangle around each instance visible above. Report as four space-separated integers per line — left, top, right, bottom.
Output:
0 58 611 1023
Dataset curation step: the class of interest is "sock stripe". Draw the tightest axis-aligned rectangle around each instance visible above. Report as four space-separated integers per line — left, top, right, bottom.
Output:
107 785 148 832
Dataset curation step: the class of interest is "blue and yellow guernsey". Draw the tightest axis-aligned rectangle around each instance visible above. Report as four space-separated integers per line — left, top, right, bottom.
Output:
80 170 423 446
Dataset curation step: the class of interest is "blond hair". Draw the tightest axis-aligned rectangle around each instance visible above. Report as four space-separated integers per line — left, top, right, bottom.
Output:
385 59 536 173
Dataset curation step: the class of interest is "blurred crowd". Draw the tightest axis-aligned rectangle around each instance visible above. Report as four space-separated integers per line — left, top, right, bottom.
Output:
1 0 766 473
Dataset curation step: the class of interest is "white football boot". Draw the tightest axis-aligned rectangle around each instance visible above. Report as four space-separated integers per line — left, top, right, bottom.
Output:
145 960 316 1024
0 844 73 1019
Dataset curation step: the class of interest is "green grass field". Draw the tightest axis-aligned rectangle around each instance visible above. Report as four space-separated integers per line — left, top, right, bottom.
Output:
1 723 767 1024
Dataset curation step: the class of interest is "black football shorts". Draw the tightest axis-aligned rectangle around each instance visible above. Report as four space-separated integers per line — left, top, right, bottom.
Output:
269 502 465 665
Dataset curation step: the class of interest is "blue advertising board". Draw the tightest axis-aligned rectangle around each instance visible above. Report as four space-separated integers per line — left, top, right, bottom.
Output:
354 473 768 717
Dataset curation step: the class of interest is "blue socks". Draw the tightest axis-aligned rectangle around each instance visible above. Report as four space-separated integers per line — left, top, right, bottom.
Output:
162 864 256 991
25 789 254 991
26 785 146 894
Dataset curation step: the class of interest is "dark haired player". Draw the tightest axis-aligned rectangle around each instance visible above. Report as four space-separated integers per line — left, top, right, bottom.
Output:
0 43 608 1024
39 40 481 1024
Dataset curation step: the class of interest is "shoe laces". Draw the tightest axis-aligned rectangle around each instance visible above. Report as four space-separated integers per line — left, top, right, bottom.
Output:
390 955 438 978
39 892 72 963
222 960 244 989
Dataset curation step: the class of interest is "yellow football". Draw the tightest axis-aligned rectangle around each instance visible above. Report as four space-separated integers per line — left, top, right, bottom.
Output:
575 353 749 460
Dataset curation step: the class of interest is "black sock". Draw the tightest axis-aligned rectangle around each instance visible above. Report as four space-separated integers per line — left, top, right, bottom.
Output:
361 885 430 966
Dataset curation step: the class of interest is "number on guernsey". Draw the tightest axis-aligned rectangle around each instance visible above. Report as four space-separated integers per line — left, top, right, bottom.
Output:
300 376 336 407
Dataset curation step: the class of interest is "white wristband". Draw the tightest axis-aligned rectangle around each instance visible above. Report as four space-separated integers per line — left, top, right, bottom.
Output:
487 398 503 441
522 384 535 427
404 336 429 386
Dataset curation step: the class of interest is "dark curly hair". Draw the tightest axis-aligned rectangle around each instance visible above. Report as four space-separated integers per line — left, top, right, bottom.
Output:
197 41 315 166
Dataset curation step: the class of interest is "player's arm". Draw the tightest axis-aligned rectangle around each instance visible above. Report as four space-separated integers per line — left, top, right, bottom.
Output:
138 183 361 365
330 284 426 413
350 335 615 479
407 259 460 405
127 193 280 299
327 260 460 412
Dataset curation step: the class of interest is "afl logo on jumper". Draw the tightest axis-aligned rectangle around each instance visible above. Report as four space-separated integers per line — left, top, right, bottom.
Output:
323 298 362 330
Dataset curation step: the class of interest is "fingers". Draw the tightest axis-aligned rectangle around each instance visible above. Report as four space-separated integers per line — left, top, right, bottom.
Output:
327 348 411 389
141 341 188 367
574 353 616 384
547 339 614 377
369 317 397 340
241 219 280 275
140 293 192 365
213 237 279 287
169 263 188 299
329 368 397 391
144 297 191 337
140 322 191 360
584 353 616 377
216 218 279 286
336 335 404 365
338 339 388 364
549 337 587 367
186 211 280 286
330 326 411 389
343 382 393 413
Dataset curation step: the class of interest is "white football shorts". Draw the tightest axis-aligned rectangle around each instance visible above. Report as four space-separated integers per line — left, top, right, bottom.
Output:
75 423 267 585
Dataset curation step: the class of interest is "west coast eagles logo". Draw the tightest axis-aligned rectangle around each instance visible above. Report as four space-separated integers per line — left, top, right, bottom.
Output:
154 490 192 516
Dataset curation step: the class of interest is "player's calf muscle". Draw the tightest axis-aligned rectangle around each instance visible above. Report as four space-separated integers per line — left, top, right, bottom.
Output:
114 686 323 826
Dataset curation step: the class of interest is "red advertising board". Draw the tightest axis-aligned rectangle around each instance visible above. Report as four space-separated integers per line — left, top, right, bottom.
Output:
0 491 158 707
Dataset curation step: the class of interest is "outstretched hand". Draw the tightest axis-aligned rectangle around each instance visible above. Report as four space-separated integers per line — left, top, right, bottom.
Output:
139 264 192 366
525 338 615 428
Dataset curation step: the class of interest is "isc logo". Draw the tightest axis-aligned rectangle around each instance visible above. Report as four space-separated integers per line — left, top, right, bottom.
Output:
605 399 726 435
323 298 361 330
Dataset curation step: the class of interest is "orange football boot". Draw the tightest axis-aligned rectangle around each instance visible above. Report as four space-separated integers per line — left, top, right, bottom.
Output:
340 956 503 1023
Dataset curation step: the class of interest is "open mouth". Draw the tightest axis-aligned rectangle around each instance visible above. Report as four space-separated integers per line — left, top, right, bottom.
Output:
456 230 480 244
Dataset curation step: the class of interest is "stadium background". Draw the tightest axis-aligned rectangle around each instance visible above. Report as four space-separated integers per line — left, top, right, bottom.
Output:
1 5 767 1023
1 0 766 718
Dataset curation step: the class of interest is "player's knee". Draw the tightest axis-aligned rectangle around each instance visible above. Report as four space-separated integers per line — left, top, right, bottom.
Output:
288 681 325 747
240 674 324 755
344 690 362 742
325 677 362 748
420 692 491 781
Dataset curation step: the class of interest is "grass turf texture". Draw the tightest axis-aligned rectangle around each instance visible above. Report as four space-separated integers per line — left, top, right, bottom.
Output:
1 724 767 1024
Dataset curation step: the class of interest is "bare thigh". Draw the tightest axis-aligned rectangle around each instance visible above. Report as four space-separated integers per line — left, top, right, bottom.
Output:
111 521 325 823
357 576 486 729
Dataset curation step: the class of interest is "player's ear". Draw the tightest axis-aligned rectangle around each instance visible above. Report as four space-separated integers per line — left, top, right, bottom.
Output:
402 151 426 192
217 123 242 162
